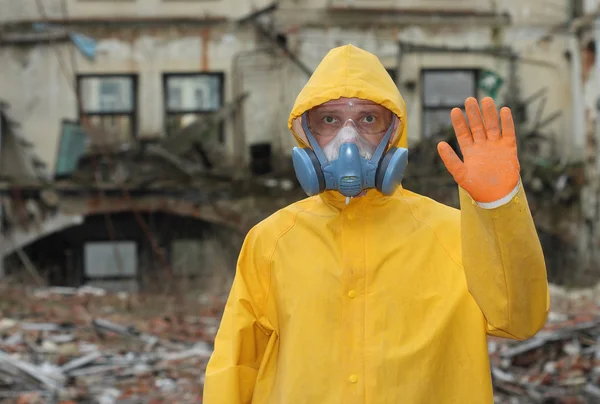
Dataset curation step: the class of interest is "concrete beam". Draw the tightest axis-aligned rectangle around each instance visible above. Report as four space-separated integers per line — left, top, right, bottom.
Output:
273 7 511 29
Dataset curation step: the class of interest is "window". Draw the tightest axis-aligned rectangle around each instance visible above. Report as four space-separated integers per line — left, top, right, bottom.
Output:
163 72 224 140
55 120 87 179
420 69 478 138
84 241 138 279
77 74 137 144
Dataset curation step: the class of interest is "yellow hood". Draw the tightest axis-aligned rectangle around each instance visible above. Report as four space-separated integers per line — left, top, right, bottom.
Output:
288 44 408 150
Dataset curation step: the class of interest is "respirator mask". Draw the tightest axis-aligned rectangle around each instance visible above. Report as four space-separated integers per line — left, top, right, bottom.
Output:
292 98 408 199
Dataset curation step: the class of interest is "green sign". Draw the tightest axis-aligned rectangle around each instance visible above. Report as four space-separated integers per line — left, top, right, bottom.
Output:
478 70 504 99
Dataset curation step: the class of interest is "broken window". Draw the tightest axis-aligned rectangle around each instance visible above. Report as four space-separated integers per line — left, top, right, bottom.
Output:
55 120 87 179
77 74 137 144
421 69 477 138
163 72 224 140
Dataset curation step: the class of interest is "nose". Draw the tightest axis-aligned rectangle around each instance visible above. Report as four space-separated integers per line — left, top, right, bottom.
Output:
343 119 357 128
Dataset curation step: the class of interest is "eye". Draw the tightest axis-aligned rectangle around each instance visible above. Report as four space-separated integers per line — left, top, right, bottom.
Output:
362 115 376 123
323 116 338 124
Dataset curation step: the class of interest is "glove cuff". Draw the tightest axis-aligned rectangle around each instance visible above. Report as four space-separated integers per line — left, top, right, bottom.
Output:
475 179 520 209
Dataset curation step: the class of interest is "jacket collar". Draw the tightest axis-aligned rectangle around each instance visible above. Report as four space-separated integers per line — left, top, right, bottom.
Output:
318 186 401 211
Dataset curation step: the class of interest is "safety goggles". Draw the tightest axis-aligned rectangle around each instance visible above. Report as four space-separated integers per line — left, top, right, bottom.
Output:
306 98 393 139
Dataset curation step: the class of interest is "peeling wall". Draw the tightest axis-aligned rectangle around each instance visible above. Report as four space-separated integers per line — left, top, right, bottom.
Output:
0 44 77 174
0 26 260 173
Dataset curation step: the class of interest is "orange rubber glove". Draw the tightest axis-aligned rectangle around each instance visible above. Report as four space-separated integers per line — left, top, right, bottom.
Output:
437 97 520 204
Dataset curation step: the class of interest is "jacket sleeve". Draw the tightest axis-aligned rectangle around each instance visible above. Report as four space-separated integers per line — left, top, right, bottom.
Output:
459 179 550 341
203 226 275 403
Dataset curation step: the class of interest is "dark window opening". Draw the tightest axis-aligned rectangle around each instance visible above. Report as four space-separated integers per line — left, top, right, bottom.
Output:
386 68 397 85
420 69 478 139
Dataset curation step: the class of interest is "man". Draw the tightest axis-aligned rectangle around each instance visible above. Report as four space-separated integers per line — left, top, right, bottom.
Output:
203 44 549 403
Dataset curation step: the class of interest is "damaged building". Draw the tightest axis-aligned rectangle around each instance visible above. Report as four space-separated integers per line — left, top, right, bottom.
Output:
0 0 305 292
0 98 300 293
0 0 586 289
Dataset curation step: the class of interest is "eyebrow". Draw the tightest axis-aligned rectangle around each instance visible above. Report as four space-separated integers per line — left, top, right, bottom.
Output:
357 109 383 114
314 108 385 115
313 108 343 114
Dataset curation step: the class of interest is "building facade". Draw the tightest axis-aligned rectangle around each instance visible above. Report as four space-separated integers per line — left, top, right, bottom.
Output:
0 0 573 173
0 0 582 288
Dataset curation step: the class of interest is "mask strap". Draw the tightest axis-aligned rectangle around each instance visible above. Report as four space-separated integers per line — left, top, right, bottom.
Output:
301 113 330 167
370 115 397 163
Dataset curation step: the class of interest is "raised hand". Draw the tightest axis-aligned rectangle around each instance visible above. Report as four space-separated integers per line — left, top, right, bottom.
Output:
437 97 520 203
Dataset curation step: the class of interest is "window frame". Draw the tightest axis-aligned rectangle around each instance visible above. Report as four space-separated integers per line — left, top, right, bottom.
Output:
83 240 139 282
420 68 479 139
75 73 138 140
162 71 225 141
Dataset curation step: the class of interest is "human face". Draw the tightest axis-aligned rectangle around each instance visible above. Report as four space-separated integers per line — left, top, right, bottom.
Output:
306 98 393 161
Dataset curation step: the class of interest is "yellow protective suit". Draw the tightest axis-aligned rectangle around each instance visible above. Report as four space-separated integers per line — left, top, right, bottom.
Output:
203 44 549 403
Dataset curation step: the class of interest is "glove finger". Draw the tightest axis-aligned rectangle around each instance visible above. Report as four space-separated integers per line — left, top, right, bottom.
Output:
450 108 473 149
482 97 501 140
465 97 487 143
500 107 517 146
437 142 467 183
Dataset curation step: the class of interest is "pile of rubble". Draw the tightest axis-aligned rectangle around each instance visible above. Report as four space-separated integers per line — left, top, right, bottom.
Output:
0 284 224 403
491 284 600 403
4 282 600 403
